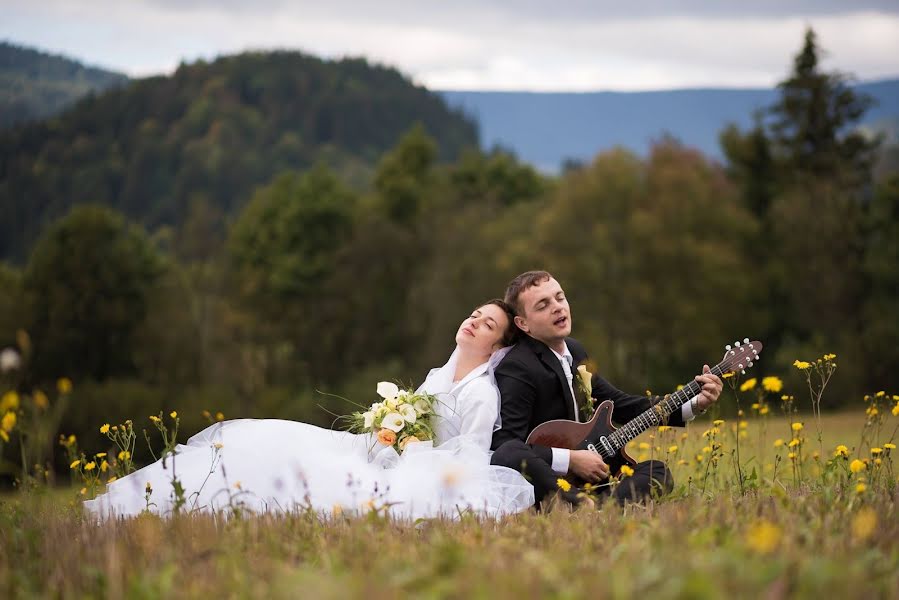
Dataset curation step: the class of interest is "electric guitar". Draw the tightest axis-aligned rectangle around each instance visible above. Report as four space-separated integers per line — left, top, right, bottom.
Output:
526 339 763 484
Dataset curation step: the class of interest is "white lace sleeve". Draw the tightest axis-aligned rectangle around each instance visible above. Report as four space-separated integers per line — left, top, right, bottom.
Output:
456 377 500 452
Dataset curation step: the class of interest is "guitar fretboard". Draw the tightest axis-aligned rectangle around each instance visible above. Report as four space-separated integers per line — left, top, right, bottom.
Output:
601 364 726 456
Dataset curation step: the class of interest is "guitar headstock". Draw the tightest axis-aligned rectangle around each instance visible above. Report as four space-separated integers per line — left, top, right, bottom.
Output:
719 338 763 375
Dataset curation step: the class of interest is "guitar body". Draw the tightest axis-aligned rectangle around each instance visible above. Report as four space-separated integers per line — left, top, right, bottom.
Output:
525 400 636 484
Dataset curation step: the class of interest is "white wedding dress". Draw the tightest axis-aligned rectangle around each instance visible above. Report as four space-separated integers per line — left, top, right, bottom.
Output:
84 351 534 519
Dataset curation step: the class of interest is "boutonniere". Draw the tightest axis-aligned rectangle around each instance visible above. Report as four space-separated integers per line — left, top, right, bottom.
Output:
576 364 596 420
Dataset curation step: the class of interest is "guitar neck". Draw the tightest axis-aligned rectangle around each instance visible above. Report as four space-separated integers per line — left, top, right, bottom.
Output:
603 365 725 454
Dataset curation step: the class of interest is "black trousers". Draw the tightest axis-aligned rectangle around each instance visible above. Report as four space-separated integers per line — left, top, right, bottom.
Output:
491 439 673 506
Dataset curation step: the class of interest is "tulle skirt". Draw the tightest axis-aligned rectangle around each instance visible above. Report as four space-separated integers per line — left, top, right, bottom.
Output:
83 419 534 520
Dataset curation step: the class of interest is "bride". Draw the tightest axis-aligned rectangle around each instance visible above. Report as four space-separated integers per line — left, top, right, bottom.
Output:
84 300 534 519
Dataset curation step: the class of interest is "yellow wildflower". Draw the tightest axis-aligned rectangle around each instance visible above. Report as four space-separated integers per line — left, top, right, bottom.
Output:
791 422 803 432
751 403 760 410
875 391 885 398
871 447 883 455
713 419 725 426
760 406 770 415
657 425 671 432
1 411 16 432
107 476 117 483
852 508 877 542
849 459 866 474
95 452 106 458
1 391 20 412
884 443 896 450
874 458 882 466
556 478 572 492
823 353 836 361
866 407 879 417
855 483 866 494
668 445 678 453
722 372 734 379
118 450 130 461
70 460 81 469
793 360 811 370
149 415 161 423
84 461 96 471
619 465 635 477
788 452 797 460
79 487 86 495
788 439 801 448
739 420 748 429
834 445 849 458
740 378 757 392
100 424 110 434
0 430 7 442
216 412 224 421
170 411 177 419
746 520 781 554
773 439 784 448
202 410 211 419
892 404 899 417
702 446 712 454
33 390 49 410
762 376 783 393
57 378 73 394
100 460 108 472
638 442 650 450
145 482 152 494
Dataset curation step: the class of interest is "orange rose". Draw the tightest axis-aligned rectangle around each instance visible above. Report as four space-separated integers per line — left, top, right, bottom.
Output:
377 428 397 446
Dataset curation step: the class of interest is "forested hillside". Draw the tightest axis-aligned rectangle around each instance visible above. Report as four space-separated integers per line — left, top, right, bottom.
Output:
0 50 479 261
0 41 128 129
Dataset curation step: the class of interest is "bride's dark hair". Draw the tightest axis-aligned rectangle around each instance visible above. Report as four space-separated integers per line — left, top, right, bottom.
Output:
479 299 518 347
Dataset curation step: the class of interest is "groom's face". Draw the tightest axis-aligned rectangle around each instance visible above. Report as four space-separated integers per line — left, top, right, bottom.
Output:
514 277 572 345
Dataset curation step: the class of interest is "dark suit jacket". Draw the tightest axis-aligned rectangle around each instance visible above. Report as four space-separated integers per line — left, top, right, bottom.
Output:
490 335 685 463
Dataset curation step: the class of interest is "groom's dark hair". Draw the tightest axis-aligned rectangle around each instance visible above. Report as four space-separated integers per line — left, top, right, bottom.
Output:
504 270 554 315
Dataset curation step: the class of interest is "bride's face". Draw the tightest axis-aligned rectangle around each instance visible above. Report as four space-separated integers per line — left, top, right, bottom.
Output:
455 303 510 354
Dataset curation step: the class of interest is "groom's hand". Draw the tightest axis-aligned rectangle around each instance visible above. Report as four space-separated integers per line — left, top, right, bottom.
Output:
693 364 723 412
569 450 610 482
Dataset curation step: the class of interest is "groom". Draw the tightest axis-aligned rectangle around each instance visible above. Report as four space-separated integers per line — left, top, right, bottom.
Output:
490 270 723 507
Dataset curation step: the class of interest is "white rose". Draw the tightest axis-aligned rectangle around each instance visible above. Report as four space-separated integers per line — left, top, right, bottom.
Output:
363 411 375 428
399 404 417 423
376 382 399 401
380 412 406 432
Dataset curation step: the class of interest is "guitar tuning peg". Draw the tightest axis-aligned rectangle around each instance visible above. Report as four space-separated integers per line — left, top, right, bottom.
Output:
748 361 753 367
738 363 744 369
743 337 749 344
735 341 741 347
741 370 746 375
726 344 732 351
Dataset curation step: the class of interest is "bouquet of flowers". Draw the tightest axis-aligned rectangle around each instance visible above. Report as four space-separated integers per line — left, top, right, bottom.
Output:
350 381 439 453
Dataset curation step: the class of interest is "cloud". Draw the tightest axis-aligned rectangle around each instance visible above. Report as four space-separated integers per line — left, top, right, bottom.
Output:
2 0 898 90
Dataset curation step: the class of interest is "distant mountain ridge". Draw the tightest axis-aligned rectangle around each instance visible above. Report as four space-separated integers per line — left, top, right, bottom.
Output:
440 79 899 171
0 41 128 129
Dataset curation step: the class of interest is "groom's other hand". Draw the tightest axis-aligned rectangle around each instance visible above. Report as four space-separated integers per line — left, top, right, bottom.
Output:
693 364 724 412
569 450 610 482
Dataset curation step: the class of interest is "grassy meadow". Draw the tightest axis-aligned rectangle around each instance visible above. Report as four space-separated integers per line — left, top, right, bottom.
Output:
1 363 898 599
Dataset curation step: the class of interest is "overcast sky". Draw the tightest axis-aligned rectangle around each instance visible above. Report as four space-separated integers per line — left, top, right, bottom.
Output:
3 0 898 91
